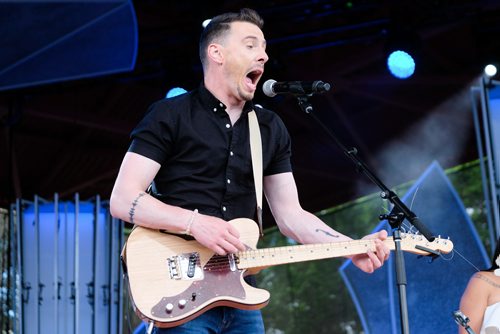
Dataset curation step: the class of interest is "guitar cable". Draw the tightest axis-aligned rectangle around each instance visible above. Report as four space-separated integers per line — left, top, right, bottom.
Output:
123 273 134 334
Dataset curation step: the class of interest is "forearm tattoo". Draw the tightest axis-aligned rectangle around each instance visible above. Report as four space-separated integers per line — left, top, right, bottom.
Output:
315 229 339 238
129 192 146 224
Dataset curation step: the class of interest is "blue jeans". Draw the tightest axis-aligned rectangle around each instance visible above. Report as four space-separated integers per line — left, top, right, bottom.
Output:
152 307 264 334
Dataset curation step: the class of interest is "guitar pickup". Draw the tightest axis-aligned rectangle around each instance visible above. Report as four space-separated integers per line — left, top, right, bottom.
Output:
187 254 197 278
167 252 203 280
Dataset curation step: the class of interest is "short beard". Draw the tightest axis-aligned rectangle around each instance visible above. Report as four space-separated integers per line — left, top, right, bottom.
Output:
237 86 254 101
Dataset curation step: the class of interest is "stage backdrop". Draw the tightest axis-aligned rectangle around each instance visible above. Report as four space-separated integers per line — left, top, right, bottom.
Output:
15 194 124 334
340 161 491 334
0 0 137 91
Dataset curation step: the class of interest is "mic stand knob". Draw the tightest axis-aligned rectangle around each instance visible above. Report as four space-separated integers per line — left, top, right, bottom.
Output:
296 95 313 113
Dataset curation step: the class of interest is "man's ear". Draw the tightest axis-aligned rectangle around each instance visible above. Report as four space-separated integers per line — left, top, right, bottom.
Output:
207 44 224 65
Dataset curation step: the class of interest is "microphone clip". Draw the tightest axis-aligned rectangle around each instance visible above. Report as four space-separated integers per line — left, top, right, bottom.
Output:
296 95 314 114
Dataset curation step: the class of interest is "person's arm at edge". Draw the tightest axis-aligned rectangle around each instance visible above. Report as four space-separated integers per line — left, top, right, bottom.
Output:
458 273 488 334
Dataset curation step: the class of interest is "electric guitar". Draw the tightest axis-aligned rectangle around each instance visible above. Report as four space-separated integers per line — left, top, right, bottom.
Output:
123 218 453 328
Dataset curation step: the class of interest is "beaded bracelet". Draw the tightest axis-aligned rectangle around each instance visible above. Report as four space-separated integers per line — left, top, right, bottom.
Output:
184 209 198 236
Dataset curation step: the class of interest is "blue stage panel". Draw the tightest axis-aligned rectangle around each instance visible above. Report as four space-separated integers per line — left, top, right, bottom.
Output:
340 161 490 333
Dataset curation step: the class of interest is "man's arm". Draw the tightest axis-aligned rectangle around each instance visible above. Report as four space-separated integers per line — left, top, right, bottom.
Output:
110 152 245 255
263 172 389 273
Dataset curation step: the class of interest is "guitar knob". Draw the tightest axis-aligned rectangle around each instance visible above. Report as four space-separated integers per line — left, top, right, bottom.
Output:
178 299 187 308
165 303 174 313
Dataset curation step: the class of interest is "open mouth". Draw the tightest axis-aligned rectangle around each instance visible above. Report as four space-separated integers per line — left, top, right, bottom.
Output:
246 68 263 86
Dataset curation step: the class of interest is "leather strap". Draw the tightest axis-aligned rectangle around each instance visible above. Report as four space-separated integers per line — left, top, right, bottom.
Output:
248 110 264 236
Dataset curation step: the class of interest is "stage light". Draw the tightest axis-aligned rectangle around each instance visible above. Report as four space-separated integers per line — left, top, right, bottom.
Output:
484 64 497 78
387 50 416 79
384 25 420 79
166 87 187 98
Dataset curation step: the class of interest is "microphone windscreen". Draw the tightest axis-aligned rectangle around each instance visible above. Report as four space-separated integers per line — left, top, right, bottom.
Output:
262 79 277 97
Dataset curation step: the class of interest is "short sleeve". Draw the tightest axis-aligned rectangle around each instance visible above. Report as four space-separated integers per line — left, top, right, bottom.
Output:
128 100 176 164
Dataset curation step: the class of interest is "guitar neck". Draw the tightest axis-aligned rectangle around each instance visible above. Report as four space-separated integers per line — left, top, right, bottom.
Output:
237 238 396 269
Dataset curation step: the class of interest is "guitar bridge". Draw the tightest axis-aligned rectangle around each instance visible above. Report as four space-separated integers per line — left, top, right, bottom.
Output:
167 252 203 280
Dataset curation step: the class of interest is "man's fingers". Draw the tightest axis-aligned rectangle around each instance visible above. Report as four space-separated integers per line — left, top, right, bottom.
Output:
378 235 391 260
224 223 246 251
224 233 246 252
214 245 227 256
227 224 240 239
367 251 382 269
216 239 238 255
373 239 387 261
196 218 246 255
378 229 388 240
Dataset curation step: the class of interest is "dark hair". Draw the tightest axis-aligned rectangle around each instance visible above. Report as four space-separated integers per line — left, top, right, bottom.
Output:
199 8 264 69
486 237 500 271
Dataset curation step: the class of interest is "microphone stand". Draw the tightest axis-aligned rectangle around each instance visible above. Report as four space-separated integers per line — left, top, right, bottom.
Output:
294 95 435 334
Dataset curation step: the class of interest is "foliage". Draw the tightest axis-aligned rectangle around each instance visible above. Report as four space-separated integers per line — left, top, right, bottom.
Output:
258 160 490 334
447 160 491 251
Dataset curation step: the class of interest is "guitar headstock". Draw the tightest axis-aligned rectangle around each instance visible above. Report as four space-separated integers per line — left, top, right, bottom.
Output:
398 233 454 255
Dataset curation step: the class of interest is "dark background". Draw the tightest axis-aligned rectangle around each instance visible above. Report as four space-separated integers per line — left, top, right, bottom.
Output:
1 0 499 228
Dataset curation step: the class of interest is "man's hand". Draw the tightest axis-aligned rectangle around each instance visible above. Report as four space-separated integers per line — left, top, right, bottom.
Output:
190 214 247 255
351 230 390 273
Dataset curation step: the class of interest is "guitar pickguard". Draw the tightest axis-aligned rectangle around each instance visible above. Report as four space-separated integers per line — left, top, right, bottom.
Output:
150 254 246 319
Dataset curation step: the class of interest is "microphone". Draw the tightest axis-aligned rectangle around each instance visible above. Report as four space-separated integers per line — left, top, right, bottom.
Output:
453 310 475 334
262 79 331 97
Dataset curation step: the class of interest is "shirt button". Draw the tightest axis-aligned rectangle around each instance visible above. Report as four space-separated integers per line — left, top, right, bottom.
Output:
222 206 227 212
226 123 230 128
227 179 231 184
230 151 234 156
213 107 217 112
219 103 224 107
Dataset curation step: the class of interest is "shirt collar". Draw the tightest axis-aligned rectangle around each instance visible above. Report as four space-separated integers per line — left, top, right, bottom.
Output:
198 82 255 116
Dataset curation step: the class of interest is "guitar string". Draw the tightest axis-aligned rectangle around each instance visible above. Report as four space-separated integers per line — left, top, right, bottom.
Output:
205 256 230 270
205 244 335 270
205 205 480 273
205 238 400 271
205 246 470 272
205 192 424 271
396 207 482 272
205 250 481 274
205 233 428 269
206 189 427 271
409 187 420 216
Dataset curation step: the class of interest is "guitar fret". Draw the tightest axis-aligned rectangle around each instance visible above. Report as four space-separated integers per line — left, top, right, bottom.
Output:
237 240 378 268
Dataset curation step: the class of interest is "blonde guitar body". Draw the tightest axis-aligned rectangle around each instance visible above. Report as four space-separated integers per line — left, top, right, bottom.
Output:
123 218 453 328
124 218 268 328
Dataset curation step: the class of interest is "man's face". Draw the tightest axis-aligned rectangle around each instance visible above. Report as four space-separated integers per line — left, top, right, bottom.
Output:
220 21 269 102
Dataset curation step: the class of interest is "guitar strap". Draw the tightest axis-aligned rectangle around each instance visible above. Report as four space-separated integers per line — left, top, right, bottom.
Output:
248 109 264 237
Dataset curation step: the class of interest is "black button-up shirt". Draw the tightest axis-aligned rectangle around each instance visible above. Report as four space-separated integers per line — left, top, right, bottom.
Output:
128 83 292 221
